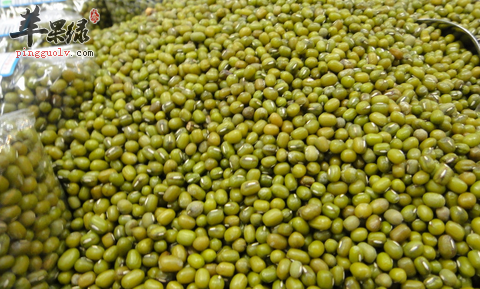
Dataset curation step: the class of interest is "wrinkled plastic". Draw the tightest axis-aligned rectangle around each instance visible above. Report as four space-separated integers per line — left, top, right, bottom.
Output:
0 45 98 132
105 0 159 23
0 0 76 19
0 109 71 289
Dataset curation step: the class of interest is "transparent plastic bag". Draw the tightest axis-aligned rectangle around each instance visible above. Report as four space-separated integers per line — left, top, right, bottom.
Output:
0 109 72 289
0 0 76 19
105 0 159 23
0 45 99 132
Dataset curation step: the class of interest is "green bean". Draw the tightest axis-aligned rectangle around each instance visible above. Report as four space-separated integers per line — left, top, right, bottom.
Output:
6 0 480 288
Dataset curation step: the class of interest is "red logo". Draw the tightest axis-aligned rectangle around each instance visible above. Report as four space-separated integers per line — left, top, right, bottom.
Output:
89 9 100 24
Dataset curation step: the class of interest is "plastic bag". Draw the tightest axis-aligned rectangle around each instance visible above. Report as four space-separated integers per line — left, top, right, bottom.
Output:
105 0 159 24
0 45 99 133
0 109 72 289
0 0 76 21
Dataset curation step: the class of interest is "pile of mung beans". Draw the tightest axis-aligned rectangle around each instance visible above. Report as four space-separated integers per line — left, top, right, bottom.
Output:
412 0 480 39
104 0 159 24
5 0 480 288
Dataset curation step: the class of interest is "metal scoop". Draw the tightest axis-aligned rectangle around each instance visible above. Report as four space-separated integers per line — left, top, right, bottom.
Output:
416 18 480 56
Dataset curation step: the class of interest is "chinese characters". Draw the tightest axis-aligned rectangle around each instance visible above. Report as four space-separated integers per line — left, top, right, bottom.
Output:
9 5 94 48
9 6 48 48
90 9 100 24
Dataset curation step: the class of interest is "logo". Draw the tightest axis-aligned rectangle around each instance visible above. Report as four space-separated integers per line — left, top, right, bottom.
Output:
90 9 100 24
9 5 100 48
